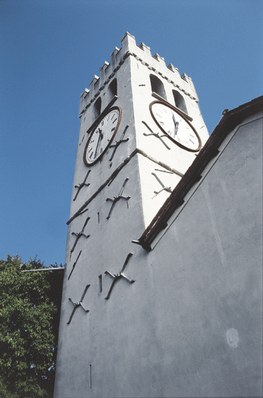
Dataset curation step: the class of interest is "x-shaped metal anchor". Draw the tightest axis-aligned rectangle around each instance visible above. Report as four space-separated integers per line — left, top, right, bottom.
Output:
70 217 90 256
73 170 91 201
109 125 129 163
142 121 171 150
152 172 172 197
106 178 130 220
104 252 135 300
67 284 90 325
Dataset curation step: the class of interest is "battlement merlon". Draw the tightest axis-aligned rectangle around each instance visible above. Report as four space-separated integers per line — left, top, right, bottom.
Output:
79 32 199 116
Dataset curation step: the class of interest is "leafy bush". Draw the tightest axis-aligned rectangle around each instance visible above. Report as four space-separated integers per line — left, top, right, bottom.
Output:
0 256 63 398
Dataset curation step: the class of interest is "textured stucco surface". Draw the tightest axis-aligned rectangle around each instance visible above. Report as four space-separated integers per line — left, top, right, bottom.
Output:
55 113 262 398
54 33 262 398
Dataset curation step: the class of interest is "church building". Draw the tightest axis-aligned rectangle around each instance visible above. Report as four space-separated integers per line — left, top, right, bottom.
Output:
54 33 262 398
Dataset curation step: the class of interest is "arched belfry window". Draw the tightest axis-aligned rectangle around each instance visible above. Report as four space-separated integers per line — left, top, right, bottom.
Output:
109 78 117 98
150 74 166 99
94 97 101 118
173 90 187 114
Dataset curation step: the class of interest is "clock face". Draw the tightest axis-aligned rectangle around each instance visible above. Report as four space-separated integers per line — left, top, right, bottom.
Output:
83 107 121 165
150 101 201 152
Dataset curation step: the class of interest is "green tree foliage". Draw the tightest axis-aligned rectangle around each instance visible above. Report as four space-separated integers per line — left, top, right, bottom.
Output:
0 256 63 398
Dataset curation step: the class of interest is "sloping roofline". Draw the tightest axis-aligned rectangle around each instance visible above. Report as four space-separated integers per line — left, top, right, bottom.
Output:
136 96 263 251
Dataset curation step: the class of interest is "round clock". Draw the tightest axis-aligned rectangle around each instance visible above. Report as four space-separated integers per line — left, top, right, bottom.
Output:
150 101 201 152
83 107 122 165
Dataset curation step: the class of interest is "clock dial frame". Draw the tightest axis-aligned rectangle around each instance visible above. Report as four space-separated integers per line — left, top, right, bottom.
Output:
150 101 201 152
83 106 122 166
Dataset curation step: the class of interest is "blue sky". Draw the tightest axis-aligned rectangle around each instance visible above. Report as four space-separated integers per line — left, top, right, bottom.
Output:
0 0 262 266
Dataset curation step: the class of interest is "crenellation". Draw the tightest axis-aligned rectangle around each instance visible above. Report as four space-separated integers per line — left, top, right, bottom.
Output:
100 61 110 75
153 53 166 68
79 89 90 116
168 63 179 73
101 61 113 88
84 88 90 96
181 73 189 82
121 31 137 52
181 73 198 100
110 47 121 67
139 42 151 56
79 33 200 116
90 75 100 88
85 75 99 105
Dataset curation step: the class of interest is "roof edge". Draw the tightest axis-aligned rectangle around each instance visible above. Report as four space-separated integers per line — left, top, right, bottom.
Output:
137 96 263 250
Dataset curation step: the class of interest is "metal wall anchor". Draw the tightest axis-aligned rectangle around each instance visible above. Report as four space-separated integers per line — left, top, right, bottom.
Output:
106 178 130 220
68 250 82 280
73 170 91 201
67 284 90 325
152 172 172 197
109 125 129 163
70 217 90 256
142 121 171 150
104 252 135 300
154 168 174 174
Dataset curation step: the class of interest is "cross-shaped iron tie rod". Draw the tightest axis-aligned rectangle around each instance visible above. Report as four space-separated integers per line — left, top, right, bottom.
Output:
67 284 90 325
152 172 172 197
142 121 171 150
109 125 129 162
104 252 135 300
70 217 90 256
73 170 91 201
106 178 131 220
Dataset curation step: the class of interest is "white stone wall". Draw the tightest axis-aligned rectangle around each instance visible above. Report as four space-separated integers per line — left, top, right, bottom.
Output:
55 33 214 398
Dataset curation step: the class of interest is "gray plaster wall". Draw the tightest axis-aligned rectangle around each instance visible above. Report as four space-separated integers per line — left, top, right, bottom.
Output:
144 114 263 397
54 32 261 397
55 34 210 398
55 113 262 397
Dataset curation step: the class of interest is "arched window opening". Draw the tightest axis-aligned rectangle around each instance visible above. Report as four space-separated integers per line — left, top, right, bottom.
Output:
173 90 187 114
150 74 166 99
109 79 117 98
94 97 101 118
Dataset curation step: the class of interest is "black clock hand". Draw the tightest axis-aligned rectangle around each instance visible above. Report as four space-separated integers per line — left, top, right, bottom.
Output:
94 128 103 158
172 114 179 137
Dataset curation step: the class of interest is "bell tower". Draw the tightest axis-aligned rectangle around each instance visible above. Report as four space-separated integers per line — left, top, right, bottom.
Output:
54 33 209 398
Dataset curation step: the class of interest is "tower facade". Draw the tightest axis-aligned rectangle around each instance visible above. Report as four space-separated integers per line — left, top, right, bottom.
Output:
54 33 209 398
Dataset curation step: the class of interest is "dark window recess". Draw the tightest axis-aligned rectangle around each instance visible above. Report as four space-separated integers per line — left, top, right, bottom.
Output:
94 97 101 118
150 74 166 99
173 90 187 114
109 79 117 97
